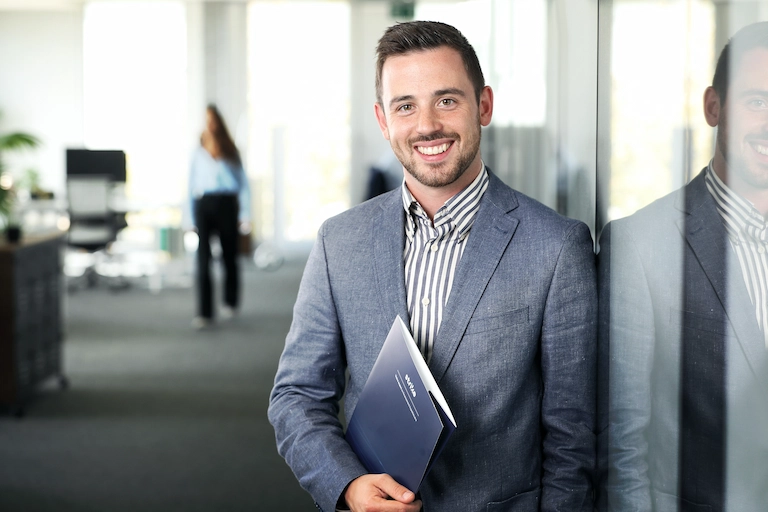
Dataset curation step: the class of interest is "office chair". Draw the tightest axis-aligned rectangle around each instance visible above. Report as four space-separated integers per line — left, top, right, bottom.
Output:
65 175 127 289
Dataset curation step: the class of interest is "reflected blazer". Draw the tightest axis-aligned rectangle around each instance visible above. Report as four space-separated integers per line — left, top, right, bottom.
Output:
269 170 597 512
597 169 768 511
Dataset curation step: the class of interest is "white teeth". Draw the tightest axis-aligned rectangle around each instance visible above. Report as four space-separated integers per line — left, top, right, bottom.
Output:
417 143 450 156
756 144 768 156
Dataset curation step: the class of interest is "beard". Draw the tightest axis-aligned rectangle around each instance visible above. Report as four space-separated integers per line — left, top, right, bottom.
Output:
395 117 482 189
717 112 768 191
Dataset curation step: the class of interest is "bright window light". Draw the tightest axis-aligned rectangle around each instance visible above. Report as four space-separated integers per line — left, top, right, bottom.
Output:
608 0 714 220
247 1 350 244
83 1 187 209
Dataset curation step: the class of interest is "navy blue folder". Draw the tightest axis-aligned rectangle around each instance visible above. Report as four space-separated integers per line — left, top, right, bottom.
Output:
345 316 457 493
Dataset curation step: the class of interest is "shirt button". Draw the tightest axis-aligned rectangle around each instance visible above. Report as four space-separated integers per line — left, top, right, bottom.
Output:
431 244 439 252
422 297 430 306
760 246 766 254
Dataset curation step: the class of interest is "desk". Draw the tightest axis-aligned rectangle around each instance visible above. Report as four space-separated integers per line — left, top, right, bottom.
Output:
0 232 67 416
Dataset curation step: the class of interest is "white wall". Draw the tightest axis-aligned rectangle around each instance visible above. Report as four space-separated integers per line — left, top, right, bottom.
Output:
186 1 207 152
203 0 247 146
0 7 84 196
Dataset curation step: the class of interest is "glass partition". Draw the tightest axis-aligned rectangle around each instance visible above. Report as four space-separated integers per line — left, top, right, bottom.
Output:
598 3 768 510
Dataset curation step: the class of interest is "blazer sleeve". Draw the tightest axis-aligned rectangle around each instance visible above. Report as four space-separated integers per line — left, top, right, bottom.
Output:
267 222 367 512
596 221 655 511
539 221 598 512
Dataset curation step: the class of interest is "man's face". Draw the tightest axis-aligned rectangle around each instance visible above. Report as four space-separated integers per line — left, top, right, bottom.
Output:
706 47 768 194
374 46 493 195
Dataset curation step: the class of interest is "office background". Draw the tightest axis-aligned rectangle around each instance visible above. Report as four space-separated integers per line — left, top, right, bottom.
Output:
1 0 767 510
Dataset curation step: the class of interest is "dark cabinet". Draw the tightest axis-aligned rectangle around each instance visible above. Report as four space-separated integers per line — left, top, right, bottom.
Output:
0 232 67 415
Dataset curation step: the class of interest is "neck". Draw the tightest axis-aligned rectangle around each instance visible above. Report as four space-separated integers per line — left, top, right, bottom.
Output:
405 160 483 221
742 192 768 218
712 154 768 218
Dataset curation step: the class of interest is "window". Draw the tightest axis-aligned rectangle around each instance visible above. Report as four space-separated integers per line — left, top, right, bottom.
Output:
83 1 187 209
246 1 351 244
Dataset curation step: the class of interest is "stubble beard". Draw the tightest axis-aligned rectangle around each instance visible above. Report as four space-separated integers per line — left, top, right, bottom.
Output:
718 111 768 191
398 124 482 189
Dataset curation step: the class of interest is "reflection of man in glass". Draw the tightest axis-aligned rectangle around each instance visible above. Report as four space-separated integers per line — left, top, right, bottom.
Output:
598 22 768 511
270 20 597 512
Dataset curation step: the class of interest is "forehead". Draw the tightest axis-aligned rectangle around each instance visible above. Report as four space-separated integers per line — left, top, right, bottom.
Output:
379 46 471 98
730 47 768 91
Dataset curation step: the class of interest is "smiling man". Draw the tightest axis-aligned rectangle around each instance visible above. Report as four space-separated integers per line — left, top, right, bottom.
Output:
598 22 768 511
270 21 597 512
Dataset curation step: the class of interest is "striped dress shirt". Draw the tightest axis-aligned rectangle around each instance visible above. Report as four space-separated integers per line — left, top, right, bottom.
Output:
705 163 768 348
402 165 489 362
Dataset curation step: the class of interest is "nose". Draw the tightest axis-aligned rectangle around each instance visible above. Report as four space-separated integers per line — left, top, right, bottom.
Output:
416 106 442 135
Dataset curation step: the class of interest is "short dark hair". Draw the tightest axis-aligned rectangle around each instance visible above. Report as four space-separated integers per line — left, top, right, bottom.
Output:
712 21 768 104
375 21 485 105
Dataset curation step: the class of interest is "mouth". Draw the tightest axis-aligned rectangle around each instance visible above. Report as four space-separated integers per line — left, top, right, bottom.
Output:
753 142 768 157
416 142 452 156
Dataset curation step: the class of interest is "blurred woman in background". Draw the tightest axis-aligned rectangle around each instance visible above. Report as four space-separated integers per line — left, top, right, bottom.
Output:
188 104 250 329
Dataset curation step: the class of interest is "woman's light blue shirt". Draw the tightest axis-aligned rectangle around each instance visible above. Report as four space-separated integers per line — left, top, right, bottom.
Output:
188 146 251 225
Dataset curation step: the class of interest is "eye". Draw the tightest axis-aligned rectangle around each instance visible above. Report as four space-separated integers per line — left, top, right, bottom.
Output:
397 104 414 112
439 98 456 107
747 98 768 109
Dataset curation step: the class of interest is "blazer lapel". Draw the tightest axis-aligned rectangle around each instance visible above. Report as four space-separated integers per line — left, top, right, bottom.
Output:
677 172 768 389
429 173 520 383
372 191 411 325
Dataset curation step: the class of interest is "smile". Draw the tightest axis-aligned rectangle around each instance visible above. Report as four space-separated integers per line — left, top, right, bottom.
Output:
416 143 451 156
755 143 768 156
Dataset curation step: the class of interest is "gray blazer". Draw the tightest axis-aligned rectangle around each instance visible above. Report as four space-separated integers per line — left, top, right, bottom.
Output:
597 169 768 511
269 171 597 512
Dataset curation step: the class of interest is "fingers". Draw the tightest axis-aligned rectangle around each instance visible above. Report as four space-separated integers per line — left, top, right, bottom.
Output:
344 474 421 512
371 473 415 504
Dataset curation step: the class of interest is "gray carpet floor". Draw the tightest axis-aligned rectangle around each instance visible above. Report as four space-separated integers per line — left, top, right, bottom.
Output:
0 255 317 511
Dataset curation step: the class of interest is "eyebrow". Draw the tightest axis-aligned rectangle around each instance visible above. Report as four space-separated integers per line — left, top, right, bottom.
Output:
388 88 468 109
434 88 466 98
389 94 415 109
736 88 768 98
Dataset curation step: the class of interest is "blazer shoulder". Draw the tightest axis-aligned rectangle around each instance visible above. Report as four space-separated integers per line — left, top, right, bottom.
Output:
612 168 710 227
319 188 400 234
498 185 590 243
485 172 584 231
599 171 716 258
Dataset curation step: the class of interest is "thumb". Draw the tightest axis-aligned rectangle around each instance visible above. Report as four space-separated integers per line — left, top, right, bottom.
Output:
375 474 416 503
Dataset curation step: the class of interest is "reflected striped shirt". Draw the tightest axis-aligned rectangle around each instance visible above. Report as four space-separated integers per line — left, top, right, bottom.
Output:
402 165 489 362
705 163 768 348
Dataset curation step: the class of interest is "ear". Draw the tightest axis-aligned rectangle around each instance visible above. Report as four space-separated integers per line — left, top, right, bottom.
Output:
374 102 390 140
703 86 721 128
479 86 494 127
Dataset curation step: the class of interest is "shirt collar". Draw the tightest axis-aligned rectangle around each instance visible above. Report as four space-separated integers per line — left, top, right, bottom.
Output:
705 161 768 244
401 163 489 242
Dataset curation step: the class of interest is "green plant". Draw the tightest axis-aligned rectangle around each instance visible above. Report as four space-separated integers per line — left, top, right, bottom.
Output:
0 112 40 227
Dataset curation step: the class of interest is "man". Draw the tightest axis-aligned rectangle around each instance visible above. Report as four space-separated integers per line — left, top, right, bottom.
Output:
598 22 768 511
269 21 597 512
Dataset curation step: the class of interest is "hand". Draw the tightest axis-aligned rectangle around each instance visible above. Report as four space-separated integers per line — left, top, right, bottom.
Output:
238 221 251 235
343 474 421 512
